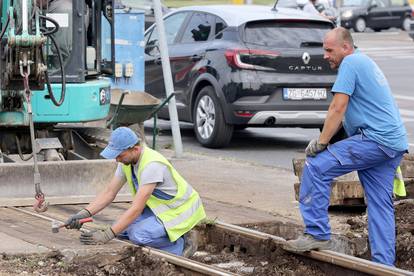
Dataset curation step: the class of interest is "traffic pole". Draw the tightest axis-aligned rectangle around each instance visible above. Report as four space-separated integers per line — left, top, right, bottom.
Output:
152 0 183 157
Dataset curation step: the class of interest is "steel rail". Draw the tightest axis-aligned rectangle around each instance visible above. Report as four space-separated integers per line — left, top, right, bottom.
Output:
8 207 413 276
7 207 236 276
215 221 414 276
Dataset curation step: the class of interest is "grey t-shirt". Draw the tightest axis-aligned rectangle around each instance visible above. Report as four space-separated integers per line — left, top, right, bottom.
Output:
115 161 178 197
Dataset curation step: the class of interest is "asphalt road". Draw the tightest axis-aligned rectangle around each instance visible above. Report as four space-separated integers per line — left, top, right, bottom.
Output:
147 30 414 170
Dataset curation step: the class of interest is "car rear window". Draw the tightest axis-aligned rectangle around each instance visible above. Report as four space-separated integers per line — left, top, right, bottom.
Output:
243 21 332 48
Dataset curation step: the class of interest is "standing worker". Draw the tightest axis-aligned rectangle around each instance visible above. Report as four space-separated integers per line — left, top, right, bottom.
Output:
302 0 336 22
284 27 408 266
64 127 206 256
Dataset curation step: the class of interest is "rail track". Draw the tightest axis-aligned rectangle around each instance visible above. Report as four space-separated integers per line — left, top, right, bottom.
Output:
3 205 412 276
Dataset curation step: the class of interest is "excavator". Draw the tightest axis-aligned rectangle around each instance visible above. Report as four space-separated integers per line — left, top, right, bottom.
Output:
0 0 125 212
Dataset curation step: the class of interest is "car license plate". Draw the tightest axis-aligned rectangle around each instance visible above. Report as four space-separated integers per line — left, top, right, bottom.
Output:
283 88 327 100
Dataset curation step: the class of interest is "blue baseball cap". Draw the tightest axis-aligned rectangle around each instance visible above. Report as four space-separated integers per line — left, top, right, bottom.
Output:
100 127 140 159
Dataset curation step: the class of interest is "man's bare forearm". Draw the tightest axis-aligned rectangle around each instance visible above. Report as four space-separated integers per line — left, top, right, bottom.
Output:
319 93 349 144
319 111 343 144
111 184 155 234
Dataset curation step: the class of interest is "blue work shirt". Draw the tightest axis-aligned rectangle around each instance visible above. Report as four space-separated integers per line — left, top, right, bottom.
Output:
331 51 408 152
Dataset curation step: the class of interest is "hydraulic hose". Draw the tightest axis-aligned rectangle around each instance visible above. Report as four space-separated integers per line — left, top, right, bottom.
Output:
0 13 9 40
15 135 33 161
38 14 65 107
39 14 59 36
41 33 66 106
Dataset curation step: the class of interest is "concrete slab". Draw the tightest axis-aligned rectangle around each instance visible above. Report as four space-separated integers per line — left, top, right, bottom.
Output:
163 150 301 221
0 232 49 255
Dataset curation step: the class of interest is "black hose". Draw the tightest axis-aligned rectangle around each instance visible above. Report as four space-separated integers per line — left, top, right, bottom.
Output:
0 14 9 40
15 136 33 161
39 14 59 36
41 33 66 106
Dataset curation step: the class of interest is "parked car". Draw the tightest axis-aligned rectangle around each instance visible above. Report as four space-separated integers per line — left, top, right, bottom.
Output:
409 16 414 39
340 0 413 32
144 5 336 148
276 0 339 24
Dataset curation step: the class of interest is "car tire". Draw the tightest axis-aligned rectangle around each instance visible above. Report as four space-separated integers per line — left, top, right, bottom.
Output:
402 17 411 31
354 18 366 32
193 86 233 148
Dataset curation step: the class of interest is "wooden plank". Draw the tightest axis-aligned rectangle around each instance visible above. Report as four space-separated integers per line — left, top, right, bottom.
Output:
293 156 414 206
294 156 414 179
294 181 365 206
292 159 359 181
0 207 123 252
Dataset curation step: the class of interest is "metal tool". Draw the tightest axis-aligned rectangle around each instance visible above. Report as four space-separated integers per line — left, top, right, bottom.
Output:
51 217 93 233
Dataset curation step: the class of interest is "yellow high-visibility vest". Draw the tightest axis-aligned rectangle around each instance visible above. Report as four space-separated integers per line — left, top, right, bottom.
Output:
122 147 206 242
394 166 406 197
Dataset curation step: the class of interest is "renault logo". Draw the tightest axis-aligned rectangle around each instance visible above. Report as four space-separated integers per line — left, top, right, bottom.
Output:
302 52 311 65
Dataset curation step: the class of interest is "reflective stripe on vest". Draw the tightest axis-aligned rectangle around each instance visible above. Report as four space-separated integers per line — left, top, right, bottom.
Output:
151 185 193 214
163 195 203 229
122 146 206 242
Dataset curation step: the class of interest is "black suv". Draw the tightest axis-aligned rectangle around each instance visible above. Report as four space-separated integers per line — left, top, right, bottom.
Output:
340 0 413 32
144 5 336 148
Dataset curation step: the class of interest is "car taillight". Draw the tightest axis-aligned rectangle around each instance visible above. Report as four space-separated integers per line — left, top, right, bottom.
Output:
224 49 280 70
234 110 255 118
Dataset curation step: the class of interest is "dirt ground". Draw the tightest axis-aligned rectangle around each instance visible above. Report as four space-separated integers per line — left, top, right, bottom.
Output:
394 200 414 270
0 247 180 276
0 201 411 275
345 199 414 271
192 244 324 275
241 199 414 272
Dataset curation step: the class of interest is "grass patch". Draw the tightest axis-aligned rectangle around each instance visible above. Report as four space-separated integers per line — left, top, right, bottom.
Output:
165 0 274 8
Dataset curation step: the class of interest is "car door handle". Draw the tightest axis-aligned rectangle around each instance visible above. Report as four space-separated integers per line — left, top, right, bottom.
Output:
155 57 162 65
190 54 202 61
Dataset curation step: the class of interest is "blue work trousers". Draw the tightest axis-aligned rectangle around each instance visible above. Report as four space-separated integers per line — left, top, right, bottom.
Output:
119 207 184 255
299 133 404 266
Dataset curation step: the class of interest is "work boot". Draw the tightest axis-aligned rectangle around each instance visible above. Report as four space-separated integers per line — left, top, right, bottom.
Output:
283 234 331 252
182 230 198 258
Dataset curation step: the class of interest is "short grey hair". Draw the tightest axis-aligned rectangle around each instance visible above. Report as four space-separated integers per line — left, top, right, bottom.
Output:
335 27 354 48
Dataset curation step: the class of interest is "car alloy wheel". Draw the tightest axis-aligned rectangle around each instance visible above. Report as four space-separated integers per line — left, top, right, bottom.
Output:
196 95 216 140
193 86 233 148
402 17 411 31
354 18 366 32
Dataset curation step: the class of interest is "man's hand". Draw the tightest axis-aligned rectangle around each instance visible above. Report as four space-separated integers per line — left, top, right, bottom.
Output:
80 226 115 245
305 139 327 157
65 209 91 229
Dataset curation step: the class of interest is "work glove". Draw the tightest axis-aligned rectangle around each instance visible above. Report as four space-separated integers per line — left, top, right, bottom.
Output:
305 139 328 157
80 226 115 245
65 209 92 229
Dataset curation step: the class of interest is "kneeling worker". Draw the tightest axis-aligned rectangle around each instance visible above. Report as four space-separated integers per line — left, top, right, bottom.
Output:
65 127 206 256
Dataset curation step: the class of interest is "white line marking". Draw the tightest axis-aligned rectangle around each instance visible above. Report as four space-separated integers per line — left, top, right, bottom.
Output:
394 95 414 101
402 118 414 122
353 31 400 36
360 46 414 51
392 56 414 60
409 143 414 147
400 109 414 117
